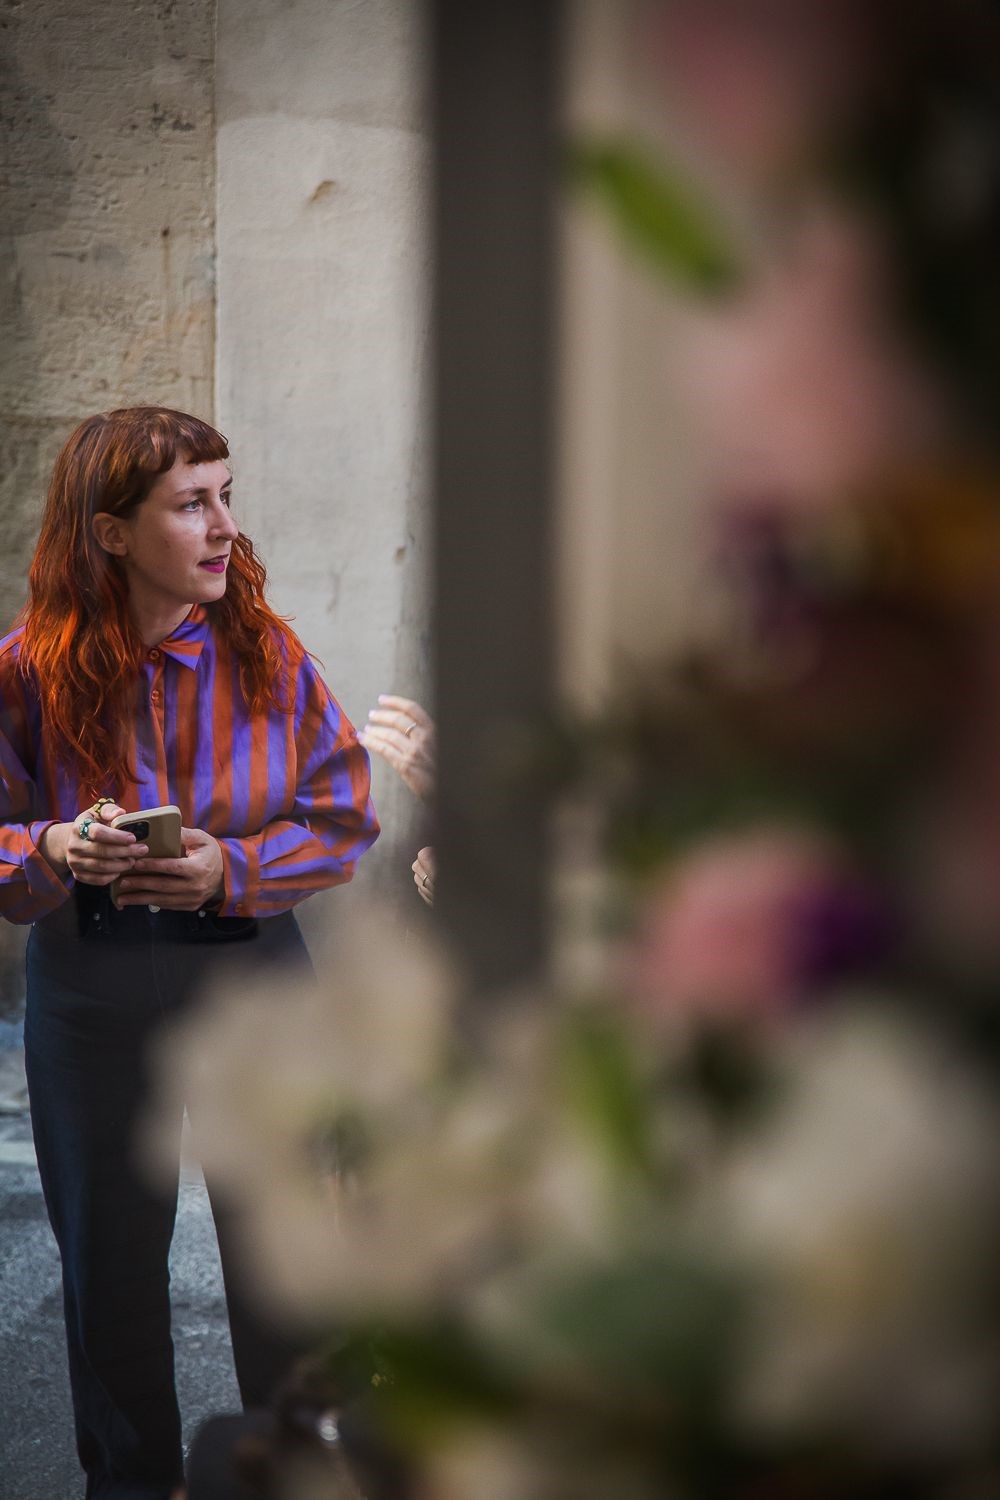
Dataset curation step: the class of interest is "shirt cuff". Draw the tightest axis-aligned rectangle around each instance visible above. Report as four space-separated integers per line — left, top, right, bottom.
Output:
217 837 261 919
25 821 75 907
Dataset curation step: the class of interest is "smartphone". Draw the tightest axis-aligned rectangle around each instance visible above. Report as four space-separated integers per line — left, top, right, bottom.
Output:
111 804 183 857
110 805 183 903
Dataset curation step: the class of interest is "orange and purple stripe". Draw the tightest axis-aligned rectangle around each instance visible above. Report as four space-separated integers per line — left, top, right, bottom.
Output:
0 605 379 923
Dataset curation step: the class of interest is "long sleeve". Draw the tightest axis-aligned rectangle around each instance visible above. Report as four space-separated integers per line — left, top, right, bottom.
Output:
215 661 379 919
0 651 74 924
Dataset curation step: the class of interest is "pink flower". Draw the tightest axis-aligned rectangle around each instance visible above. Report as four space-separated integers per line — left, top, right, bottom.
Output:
649 0 865 180
686 210 945 516
630 827 889 1024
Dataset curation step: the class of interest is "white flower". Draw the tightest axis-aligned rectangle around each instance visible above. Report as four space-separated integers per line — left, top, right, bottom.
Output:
141 907 460 1317
709 1004 1000 1457
142 913 623 1324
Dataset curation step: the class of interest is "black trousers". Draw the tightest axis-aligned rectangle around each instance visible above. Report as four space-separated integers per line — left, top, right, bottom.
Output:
24 895 312 1500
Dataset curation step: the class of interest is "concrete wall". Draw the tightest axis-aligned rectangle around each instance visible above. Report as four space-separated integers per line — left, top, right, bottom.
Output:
214 0 431 930
0 0 217 1016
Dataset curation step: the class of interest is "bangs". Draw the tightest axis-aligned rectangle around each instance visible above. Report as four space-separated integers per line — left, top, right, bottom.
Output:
102 407 230 512
114 406 229 475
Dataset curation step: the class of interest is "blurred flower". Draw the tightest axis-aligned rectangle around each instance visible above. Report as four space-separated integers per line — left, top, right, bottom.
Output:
719 468 1000 644
144 919 630 1326
629 827 890 1024
687 208 946 516
712 1007 1000 1458
650 0 866 181
143 910 463 1318
420 1428 652 1500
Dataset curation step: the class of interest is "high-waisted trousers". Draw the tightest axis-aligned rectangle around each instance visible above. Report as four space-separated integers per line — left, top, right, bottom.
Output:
24 894 312 1500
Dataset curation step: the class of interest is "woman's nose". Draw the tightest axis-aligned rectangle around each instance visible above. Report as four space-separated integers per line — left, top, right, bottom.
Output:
211 501 239 538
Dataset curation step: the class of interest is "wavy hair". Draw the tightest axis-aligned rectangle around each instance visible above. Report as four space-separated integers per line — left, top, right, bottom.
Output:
18 406 301 796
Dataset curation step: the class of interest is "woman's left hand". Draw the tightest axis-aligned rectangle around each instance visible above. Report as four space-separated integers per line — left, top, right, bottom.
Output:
360 695 436 802
114 827 225 911
412 845 436 907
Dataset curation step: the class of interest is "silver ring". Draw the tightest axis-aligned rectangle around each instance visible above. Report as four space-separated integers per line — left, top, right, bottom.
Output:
421 872 431 890
78 817 95 842
405 722 417 738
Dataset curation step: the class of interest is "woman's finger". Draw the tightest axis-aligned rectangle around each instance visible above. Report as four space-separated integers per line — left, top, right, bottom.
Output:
124 857 189 877
412 861 434 906
69 846 146 867
412 846 436 904
72 857 137 874
69 847 142 867
366 708 427 737
96 802 128 823
376 695 434 728
76 822 138 846
362 720 414 746
116 889 191 909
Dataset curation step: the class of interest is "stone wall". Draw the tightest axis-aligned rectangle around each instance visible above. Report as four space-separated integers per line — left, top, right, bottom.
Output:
0 0 217 1017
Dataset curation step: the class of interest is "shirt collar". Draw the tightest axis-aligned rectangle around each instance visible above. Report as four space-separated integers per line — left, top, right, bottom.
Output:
152 604 210 670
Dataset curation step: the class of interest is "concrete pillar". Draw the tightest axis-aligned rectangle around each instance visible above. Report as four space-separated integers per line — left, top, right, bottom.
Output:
214 0 430 926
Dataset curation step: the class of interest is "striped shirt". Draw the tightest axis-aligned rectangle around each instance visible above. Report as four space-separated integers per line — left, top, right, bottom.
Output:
0 605 379 923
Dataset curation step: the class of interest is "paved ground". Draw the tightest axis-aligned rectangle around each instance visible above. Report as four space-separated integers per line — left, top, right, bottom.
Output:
0 1065 240 1500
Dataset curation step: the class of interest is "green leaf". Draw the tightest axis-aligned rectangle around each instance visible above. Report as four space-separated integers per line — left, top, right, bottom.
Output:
568 135 743 295
533 1248 741 1402
561 1013 651 1175
365 1320 523 1446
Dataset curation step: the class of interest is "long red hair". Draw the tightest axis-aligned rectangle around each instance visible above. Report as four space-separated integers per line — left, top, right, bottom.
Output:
18 406 301 796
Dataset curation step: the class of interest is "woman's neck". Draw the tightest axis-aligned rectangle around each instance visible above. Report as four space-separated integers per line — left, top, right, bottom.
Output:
129 601 193 647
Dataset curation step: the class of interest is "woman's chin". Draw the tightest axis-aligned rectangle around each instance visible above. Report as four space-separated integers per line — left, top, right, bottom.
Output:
194 569 229 599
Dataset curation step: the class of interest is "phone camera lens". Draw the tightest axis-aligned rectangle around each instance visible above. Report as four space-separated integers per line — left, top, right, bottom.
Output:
130 820 150 841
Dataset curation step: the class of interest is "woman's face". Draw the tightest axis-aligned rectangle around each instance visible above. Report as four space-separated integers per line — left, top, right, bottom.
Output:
97 456 240 623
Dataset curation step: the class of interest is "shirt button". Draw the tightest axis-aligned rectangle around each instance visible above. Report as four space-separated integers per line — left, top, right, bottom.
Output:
197 909 206 918
148 648 161 662
148 904 160 913
151 689 162 703
234 904 245 916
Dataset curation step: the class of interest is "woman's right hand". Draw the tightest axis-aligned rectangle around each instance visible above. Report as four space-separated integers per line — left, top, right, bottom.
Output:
40 802 149 886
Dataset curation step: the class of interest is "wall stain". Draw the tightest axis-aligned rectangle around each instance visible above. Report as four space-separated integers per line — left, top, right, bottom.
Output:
308 180 339 205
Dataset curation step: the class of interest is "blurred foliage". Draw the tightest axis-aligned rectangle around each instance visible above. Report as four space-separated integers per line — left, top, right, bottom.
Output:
568 135 744 293
835 0 1000 437
189 11 1000 1499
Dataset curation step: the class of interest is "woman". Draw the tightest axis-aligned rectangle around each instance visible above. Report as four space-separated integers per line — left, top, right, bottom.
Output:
0 407 379 1500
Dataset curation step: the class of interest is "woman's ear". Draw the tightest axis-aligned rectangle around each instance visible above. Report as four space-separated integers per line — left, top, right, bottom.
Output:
91 511 129 557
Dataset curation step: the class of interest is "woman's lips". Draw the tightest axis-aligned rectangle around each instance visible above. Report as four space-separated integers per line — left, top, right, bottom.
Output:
199 558 227 574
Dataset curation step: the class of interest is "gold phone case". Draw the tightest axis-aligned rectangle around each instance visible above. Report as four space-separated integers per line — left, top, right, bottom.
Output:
110 805 183 902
